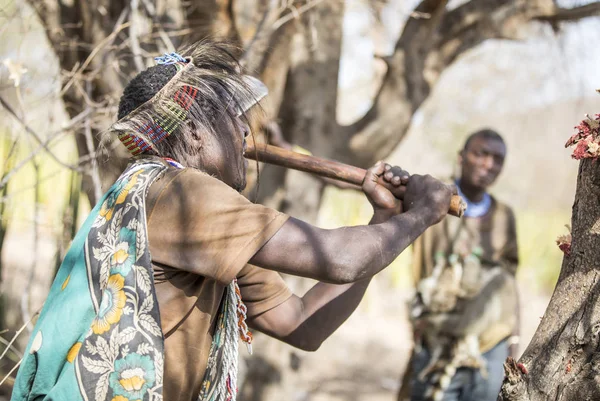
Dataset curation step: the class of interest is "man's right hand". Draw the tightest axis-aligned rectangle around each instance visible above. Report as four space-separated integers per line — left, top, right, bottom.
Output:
403 174 455 225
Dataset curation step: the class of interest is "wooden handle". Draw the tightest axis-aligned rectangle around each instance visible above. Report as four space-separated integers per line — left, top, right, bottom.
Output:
245 142 466 217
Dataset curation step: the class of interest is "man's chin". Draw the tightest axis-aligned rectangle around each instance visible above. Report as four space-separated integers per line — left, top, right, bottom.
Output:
474 177 496 190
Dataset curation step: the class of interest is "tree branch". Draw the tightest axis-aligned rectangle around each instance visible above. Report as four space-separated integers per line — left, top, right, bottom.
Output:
84 81 102 201
129 0 146 72
535 2 600 23
0 96 83 173
339 0 448 167
339 0 600 169
0 108 92 189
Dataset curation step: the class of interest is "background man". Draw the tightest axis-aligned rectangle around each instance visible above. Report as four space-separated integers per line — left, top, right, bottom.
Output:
403 129 519 401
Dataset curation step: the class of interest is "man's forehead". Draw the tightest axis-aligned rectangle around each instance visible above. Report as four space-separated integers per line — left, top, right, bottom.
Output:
468 136 506 156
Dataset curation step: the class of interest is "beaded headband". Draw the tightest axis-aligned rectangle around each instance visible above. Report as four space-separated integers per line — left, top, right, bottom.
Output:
111 47 268 157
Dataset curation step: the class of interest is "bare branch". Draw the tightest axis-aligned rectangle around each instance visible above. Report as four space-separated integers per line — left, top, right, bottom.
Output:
0 108 92 189
58 9 130 98
0 358 21 387
0 307 41 387
129 0 145 72
0 336 23 361
0 306 40 363
0 96 83 172
536 2 600 23
340 0 600 168
20 130 42 333
139 0 176 52
272 0 326 31
339 0 448 167
241 0 281 66
84 82 102 201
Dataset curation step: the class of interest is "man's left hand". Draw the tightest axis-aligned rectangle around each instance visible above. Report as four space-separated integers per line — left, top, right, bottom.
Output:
363 162 410 222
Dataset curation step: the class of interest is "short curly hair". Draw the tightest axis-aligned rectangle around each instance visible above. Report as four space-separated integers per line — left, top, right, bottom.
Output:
463 129 505 151
117 64 178 120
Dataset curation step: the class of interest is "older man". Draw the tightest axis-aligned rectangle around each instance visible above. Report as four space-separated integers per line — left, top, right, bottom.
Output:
12 41 454 401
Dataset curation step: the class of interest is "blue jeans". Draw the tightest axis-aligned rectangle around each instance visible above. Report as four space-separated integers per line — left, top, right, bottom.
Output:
410 340 509 401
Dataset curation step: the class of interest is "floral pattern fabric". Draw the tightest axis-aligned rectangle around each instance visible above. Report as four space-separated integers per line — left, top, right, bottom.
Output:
12 157 246 401
75 160 167 401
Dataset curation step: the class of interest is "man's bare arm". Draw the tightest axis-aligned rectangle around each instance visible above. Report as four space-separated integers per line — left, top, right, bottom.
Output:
250 210 434 284
248 167 454 350
249 171 454 285
248 280 371 351
248 211 394 351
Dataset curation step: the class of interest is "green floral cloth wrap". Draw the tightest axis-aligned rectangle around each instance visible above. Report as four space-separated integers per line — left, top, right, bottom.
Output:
12 158 167 401
12 156 244 401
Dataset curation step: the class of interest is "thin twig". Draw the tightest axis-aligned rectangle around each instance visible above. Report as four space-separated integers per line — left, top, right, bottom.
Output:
272 0 325 31
58 8 130 98
241 0 280 65
20 136 41 334
2 134 19 174
410 11 432 19
139 0 156 15
0 336 23 362
129 0 145 72
0 96 82 172
1 170 75 204
72 79 107 109
0 141 120 204
0 358 21 387
0 108 93 190
134 26 193 42
84 82 102 201
139 0 176 53
0 309 40 363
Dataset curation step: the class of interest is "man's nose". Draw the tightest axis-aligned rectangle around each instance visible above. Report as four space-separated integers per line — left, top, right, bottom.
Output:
481 155 494 170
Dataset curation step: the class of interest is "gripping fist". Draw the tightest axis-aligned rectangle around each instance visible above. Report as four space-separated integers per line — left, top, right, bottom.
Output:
403 174 456 224
363 162 410 219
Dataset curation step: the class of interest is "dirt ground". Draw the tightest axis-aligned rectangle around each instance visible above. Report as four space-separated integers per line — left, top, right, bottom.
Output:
237 281 550 401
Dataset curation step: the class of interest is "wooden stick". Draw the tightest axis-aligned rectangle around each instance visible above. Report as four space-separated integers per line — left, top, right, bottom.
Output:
245 142 466 218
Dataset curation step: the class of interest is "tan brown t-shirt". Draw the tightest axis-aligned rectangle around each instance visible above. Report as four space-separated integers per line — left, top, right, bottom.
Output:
145 165 292 401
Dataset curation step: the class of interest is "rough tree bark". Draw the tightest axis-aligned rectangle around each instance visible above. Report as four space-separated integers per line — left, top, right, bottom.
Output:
500 145 600 400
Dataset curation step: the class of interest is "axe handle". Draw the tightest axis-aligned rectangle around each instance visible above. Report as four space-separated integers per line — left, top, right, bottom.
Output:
244 142 466 218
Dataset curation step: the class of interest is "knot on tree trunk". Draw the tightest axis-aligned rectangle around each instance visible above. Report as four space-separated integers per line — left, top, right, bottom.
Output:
499 357 530 401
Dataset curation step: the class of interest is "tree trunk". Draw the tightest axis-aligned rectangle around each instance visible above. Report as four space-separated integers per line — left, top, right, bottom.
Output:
500 157 600 400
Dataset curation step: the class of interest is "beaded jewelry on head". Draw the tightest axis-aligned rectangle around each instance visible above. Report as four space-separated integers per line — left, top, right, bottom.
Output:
110 43 266 159
154 52 187 65
116 52 197 156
